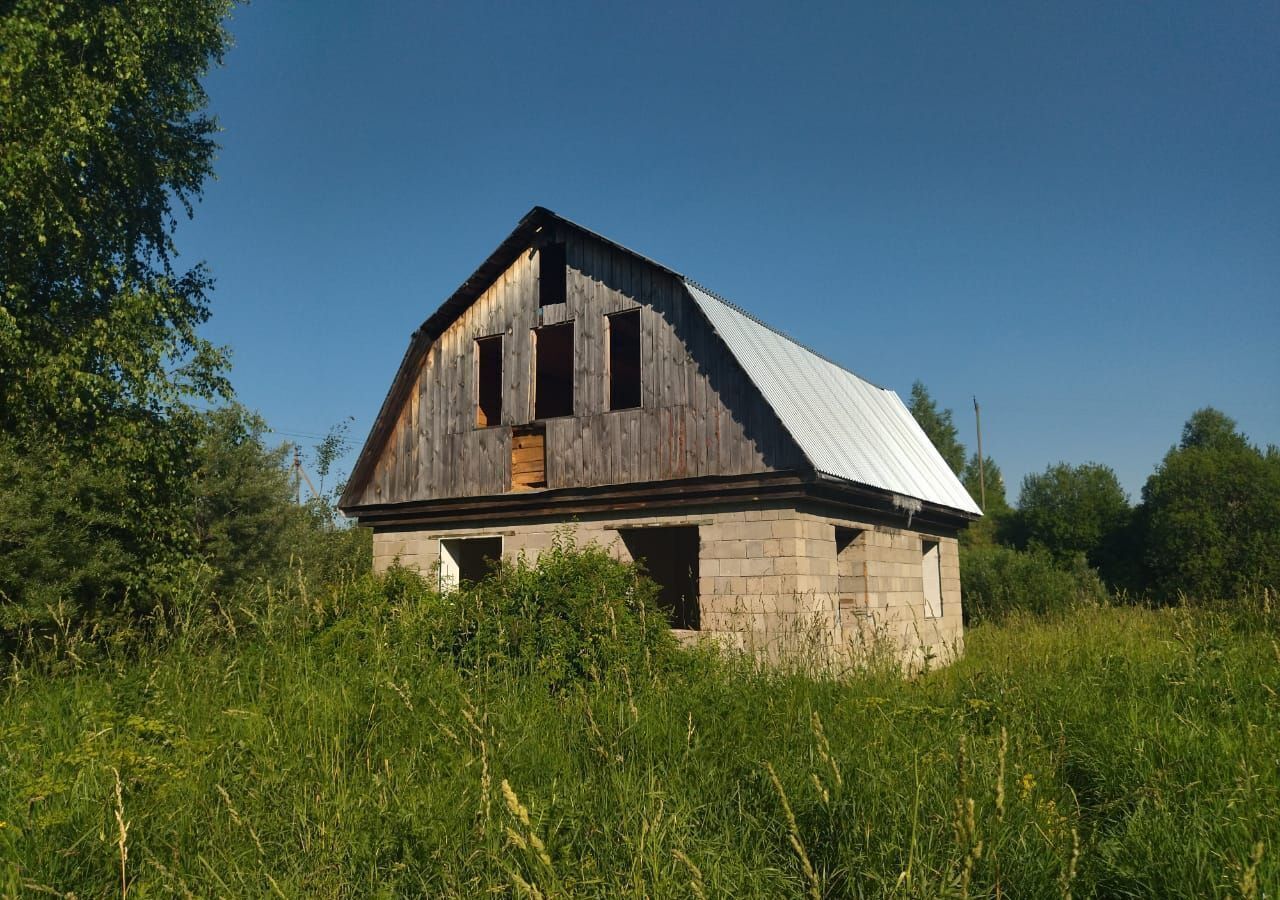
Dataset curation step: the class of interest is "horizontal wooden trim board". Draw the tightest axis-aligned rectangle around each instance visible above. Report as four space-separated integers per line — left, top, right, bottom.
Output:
346 470 976 532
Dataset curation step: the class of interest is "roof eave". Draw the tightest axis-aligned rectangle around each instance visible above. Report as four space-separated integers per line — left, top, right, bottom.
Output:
811 469 983 524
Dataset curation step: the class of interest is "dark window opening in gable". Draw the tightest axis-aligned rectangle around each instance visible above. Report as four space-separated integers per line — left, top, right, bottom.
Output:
476 335 503 427
534 321 574 419
607 309 641 411
539 242 566 307
619 526 700 630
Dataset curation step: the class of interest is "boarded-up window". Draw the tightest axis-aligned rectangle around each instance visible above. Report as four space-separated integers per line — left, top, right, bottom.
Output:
539 242 566 306
922 539 942 618
475 335 503 427
440 536 502 591
534 322 574 419
511 426 546 491
619 526 700 630
607 309 641 410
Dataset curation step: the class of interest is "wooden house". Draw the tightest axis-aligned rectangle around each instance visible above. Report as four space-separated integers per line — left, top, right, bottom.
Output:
339 207 980 666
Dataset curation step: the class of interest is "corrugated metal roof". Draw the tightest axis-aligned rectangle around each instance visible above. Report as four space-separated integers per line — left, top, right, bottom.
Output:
685 281 982 516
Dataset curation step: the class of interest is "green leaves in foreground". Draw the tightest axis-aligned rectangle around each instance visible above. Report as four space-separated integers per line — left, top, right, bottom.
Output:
1 556 1277 896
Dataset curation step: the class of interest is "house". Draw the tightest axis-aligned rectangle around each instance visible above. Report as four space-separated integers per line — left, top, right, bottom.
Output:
339 207 980 666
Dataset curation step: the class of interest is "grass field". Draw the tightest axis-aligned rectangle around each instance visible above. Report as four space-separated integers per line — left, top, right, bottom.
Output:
2 567 1277 898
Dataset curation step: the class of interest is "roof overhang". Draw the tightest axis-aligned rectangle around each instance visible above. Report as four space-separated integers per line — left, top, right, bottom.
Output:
343 470 978 532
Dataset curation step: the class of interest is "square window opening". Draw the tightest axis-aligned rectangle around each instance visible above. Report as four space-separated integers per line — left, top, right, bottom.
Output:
534 322 574 419
476 335 503 427
619 526 700 630
539 242 566 307
922 539 943 619
607 309 641 410
440 536 503 591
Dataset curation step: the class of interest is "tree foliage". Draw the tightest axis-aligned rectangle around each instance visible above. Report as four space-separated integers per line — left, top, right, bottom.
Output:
0 0 235 440
908 381 966 475
963 453 1010 516
1139 408 1280 601
1006 462 1131 581
1 403 371 648
0 1 254 642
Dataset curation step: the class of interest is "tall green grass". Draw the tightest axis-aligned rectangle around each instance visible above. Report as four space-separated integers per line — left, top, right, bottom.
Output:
2 555 1277 897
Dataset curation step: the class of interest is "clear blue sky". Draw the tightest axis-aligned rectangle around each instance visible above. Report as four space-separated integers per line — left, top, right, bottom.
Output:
176 1 1279 502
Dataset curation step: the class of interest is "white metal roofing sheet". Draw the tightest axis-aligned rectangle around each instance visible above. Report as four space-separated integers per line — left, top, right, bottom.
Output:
684 281 982 516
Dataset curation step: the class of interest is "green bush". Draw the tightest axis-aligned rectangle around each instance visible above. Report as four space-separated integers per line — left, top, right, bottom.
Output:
0 405 372 659
423 534 677 688
309 536 678 691
961 544 1108 624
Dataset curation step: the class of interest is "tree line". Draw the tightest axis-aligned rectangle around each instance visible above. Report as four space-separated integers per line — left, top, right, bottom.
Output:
908 382 1280 603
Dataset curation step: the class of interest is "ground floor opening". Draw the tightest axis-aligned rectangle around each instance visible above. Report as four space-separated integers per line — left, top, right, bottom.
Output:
440 536 503 589
618 525 701 630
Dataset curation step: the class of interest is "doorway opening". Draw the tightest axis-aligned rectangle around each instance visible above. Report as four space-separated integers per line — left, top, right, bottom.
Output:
440 536 503 591
533 322 574 419
606 309 641 410
619 526 700 630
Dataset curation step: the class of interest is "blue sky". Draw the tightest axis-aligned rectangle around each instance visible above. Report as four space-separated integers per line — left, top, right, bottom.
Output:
176 1 1279 502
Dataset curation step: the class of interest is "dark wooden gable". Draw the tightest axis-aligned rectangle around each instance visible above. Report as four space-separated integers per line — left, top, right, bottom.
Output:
341 214 806 509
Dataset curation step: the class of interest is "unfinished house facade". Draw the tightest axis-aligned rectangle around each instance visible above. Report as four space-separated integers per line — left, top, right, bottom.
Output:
339 208 981 667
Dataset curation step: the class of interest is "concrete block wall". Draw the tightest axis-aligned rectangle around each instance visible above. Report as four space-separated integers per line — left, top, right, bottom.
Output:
369 501 964 670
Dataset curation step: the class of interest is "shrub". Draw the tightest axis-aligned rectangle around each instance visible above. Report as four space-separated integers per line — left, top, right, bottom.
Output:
401 534 678 688
961 544 1108 624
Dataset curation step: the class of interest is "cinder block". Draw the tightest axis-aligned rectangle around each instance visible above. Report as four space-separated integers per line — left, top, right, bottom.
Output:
742 556 773 577
718 558 743 577
770 519 800 539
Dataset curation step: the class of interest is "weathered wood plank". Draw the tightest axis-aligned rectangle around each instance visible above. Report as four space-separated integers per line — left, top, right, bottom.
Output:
357 227 801 505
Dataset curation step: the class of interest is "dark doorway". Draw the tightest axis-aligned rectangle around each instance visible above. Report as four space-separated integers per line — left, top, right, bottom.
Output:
534 322 574 419
619 526 700 630
607 309 641 410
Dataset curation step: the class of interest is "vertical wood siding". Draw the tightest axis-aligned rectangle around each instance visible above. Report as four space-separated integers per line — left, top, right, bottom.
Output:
351 226 804 506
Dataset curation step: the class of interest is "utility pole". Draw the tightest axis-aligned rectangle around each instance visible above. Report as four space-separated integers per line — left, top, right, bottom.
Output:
973 396 986 510
291 446 319 504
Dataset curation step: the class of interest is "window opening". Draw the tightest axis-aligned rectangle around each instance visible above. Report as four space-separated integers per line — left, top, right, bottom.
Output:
476 335 503 427
607 309 641 410
539 242 566 306
619 526 700 630
534 322 574 419
835 527 868 622
511 425 546 491
922 539 943 619
440 536 503 591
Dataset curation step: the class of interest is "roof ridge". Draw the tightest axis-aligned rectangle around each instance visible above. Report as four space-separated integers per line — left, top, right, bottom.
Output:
683 278 890 392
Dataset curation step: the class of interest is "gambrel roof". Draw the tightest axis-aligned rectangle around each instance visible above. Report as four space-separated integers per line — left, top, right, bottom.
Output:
342 207 980 518
685 283 980 516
